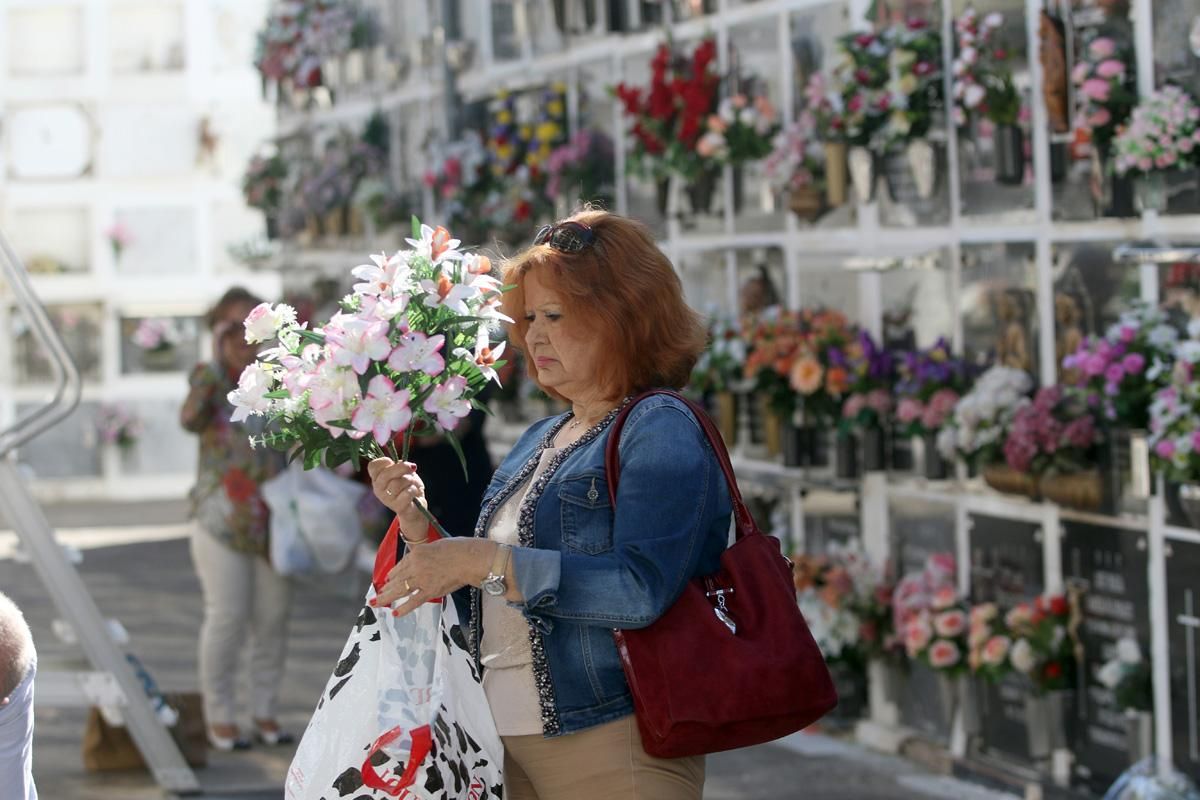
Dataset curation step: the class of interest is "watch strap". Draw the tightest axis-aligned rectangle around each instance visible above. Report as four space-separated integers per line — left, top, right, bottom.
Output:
488 543 511 581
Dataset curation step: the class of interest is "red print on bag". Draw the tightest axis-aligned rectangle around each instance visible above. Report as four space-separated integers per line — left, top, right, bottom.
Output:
360 724 433 796
468 777 485 799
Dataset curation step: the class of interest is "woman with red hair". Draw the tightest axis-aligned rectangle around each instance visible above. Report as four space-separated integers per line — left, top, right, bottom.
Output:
368 210 732 799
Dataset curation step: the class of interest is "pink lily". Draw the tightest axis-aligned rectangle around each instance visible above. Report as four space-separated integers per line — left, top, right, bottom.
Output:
388 331 446 376
423 376 471 429
352 375 413 445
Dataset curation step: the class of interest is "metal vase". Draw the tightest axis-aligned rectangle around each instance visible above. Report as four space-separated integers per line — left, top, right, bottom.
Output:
923 432 949 481
891 431 914 471
1025 691 1067 761
1135 173 1168 213
1125 710 1154 765
862 426 887 472
907 138 937 199
1178 483 1200 530
848 146 876 203
961 678 982 737
824 142 848 207
993 124 1026 185
835 432 860 480
936 673 960 731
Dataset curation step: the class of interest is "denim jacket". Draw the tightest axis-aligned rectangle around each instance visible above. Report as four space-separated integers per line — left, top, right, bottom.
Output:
464 393 732 737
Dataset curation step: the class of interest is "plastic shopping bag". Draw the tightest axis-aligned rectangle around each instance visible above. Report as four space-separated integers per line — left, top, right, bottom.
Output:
285 520 503 800
263 463 368 576
1103 758 1200 800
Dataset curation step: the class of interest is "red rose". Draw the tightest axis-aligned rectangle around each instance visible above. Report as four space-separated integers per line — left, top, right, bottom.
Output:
1043 661 1063 680
1049 595 1069 616
855 68 872 84
855 34 874 48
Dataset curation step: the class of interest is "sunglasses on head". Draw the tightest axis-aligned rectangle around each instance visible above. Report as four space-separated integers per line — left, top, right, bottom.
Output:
532 221 597 253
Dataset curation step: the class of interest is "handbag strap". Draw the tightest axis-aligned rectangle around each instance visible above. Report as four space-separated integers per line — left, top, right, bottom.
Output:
604 389 755 541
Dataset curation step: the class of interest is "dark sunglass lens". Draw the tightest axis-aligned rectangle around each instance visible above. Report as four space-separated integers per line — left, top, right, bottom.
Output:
533 225 553 245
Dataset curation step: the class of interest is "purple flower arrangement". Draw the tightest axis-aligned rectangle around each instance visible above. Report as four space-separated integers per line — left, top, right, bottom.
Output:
96 404 143 449
835 331 896 433
1002 386 1100 475
894 338 974 437
1149 321 1200 481
1062 304 1178 430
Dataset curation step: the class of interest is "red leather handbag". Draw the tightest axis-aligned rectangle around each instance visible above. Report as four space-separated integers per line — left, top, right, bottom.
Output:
607 390 838 758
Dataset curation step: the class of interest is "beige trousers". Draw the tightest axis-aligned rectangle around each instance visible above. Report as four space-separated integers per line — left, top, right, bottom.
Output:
502 715 705 800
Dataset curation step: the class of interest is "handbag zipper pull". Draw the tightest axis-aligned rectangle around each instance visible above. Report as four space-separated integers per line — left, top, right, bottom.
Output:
705 587 737 635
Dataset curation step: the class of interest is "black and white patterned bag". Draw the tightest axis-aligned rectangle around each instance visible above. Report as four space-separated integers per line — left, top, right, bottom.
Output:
286 524 503 799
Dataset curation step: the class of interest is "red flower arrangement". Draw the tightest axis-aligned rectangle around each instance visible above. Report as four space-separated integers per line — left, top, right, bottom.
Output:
613 38 720 181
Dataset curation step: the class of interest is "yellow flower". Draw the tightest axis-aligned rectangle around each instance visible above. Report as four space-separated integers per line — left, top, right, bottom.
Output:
497 109 513 125
552 81 567 93
547 100 564 117
897 74 918 96
519 124 533 141
536 122 560 142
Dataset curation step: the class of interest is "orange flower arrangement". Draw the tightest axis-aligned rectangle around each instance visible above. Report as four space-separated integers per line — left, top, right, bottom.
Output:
743 307 856 420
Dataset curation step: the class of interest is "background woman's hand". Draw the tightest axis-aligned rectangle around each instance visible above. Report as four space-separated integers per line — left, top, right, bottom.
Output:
367 458 429 540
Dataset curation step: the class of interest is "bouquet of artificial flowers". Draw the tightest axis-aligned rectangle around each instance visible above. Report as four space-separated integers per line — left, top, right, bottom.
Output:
96 404 143 449
894 553 967 675
691 313 748 395
952 9 1020 128
1096 637 1152 713
132 318 180 353
1063 303 1178 429
894 338 974 438
1070 35 1137 155
1113 85 1200 179
763 112 824 193
967 602 1013 683
1149 320 1200 480
228 221 509 490
835 331 895 435
696 89 779 165
1002 386 1101 476
937 365 1032 468
1005 593 1077 694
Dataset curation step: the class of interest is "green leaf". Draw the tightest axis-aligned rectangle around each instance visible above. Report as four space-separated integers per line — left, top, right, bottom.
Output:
296 329 326 345
264 390 291 399
443 428 470 482
411 215 421 240
303 447 325 470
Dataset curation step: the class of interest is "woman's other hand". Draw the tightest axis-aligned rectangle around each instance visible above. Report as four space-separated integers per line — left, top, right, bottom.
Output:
373 538 494 612
367 458 429 540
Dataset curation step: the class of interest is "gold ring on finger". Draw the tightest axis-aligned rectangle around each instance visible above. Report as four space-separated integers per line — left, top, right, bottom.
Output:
404 579 411 592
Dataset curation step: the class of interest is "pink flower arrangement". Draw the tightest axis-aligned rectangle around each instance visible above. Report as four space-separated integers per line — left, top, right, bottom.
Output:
96 404 143 449
763 112 824 193
1063 304 1176 429
893 338 974 437
1113 85 1200 178
106 223 133 259
1002 386 1100 475
951 9 1020 127
132 318 179 352
1071 35 1137 153
893 552 967 675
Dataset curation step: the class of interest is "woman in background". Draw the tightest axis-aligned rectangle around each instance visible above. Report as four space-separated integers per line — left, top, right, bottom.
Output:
180 287 291 751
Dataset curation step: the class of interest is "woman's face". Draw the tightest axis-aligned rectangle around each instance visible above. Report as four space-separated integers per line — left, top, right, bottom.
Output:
217 301 258 373
522 269 606 403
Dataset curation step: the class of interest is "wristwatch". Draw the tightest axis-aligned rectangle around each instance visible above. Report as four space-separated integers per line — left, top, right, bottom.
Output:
481 544 511 596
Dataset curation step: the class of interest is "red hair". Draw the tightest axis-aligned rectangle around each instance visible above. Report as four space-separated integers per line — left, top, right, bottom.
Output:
501 209 707 400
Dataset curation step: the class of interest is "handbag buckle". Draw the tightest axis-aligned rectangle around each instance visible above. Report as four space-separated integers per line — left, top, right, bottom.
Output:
705 587 737 635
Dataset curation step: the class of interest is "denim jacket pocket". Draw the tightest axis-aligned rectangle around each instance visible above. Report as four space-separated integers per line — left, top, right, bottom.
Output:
558 474 613 555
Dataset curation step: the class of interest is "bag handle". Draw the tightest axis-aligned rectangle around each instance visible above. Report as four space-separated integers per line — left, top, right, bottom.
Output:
604 389 756 540
360 723 433 795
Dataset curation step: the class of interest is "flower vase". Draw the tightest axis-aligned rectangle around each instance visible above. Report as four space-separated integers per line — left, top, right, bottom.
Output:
714 391 738 447
344 50 366 87
922 432 949 481
763 406 782 458
982 463 1038 498
324 209 344 239
862 427 886 472
264 215 279 241
906 138 937 199
788 185 824 222
890 430 914 471
961 678 982 737
1177 483 1200 529
835 433 859 480
1135 173 1168 213
686 167 721 215
1025 691 1068 761
1039 470 1106 512
655 178 671 218
936 673 960 732
824 142 848 208
848 147 875 203
1102 151 1137 218
1125 710 1153 765
993 124 1026 185
783 419 827 468
730 165 744 215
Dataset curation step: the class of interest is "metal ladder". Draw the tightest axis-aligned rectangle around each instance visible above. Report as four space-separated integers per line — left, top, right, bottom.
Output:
0 231 200 794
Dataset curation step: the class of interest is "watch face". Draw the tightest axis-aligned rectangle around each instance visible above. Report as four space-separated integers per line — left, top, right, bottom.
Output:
482 577 506 596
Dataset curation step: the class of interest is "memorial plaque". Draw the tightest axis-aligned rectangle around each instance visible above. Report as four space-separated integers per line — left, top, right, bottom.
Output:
969 514 1044 763
804 513 859 556
1062 521 1151 791
1166 538 1200 785
891 504 956 740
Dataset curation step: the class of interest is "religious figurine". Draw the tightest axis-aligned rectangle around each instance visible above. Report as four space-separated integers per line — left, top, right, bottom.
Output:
994 289 1032 372
1039 12 1071 134
1055 292 1085 382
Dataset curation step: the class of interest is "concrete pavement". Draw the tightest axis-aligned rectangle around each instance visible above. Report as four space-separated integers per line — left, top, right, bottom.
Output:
0 501 1021 799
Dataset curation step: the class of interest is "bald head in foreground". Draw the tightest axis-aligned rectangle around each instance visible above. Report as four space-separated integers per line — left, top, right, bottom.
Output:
0 591 38 800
